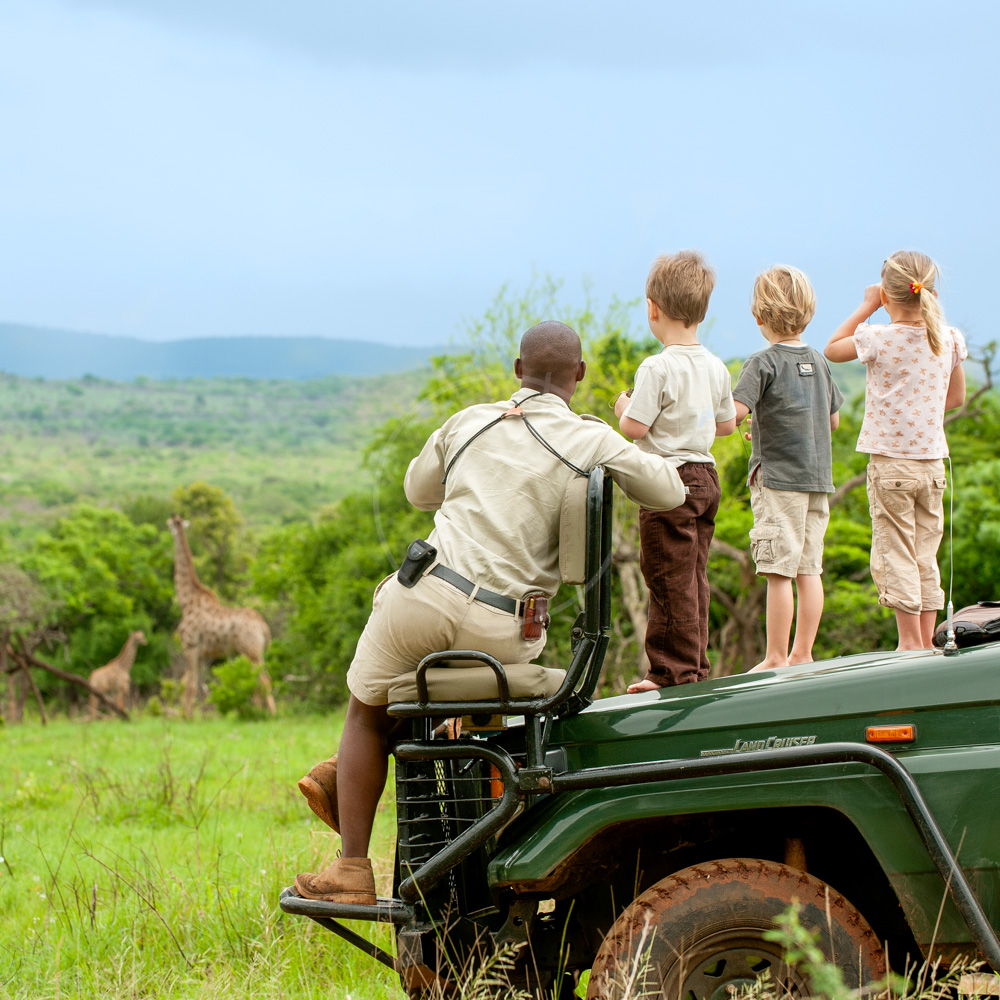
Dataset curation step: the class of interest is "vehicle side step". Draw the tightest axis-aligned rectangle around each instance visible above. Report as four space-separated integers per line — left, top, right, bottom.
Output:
279 886 414 924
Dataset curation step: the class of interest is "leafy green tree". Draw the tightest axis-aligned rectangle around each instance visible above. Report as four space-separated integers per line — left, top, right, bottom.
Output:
170 481 246 597
22 506 175 692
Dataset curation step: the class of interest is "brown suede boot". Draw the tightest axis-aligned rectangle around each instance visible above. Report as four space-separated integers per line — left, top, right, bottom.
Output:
297 755 339 833
294 857 376 905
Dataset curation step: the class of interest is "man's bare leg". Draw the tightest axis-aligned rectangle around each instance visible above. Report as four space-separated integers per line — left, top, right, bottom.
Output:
337 695 395 859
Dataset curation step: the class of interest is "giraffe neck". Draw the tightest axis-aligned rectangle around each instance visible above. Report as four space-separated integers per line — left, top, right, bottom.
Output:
118 635 140 672
172 525 206 609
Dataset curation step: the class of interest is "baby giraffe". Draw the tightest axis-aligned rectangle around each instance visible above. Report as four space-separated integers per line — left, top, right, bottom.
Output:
88 630 148 719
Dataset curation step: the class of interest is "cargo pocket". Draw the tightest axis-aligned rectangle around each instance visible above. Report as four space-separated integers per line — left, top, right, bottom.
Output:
933 477 948 491
749 525 781 567
881 479 917 513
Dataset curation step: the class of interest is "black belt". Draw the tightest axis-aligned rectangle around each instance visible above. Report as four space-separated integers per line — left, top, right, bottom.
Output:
429 565 522 616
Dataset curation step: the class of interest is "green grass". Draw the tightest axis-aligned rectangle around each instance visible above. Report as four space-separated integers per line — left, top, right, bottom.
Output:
1 713 400 999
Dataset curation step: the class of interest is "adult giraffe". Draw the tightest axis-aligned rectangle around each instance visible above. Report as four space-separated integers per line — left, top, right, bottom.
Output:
167 515 275 717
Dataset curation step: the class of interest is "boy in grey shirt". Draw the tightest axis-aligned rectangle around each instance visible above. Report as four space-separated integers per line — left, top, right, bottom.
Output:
733 265 844 672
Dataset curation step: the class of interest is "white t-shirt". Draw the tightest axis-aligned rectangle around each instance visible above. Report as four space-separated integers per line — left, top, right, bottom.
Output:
852 323 967 459
623 345 736 467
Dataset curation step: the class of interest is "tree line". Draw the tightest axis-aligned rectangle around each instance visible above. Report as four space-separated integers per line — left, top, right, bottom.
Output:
3 279 998 718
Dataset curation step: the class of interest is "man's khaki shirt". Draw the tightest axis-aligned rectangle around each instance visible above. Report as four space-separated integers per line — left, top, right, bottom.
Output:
404 388 685 598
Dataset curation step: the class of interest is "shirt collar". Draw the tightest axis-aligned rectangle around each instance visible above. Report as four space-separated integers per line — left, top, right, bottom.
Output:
511 387 572 409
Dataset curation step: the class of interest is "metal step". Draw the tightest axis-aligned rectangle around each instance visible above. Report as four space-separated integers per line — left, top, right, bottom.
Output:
279 886 414 924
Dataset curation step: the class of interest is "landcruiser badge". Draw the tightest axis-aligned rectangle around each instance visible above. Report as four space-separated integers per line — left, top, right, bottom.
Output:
700 735 817 757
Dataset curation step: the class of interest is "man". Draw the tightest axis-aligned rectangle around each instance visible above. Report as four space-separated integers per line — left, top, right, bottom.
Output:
294 321 685 904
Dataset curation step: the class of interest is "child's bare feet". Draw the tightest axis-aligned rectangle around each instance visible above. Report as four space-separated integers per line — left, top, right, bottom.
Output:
748 656 789 673
787 653 814 666
627 678 664 694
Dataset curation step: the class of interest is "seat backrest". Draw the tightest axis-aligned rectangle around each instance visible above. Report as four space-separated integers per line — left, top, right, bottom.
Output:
559 476 588 586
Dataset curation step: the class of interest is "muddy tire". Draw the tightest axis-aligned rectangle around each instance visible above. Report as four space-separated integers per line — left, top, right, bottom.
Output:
586 858 885 1000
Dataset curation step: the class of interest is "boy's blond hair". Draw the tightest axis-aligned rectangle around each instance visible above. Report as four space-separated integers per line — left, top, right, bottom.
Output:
646 250 715 326
751 265 816 339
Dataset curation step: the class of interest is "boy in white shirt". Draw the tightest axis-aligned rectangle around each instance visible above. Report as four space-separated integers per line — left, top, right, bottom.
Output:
615 250 736 690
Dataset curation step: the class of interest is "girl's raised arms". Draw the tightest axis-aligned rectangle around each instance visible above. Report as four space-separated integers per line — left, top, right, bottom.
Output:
824 284 883 363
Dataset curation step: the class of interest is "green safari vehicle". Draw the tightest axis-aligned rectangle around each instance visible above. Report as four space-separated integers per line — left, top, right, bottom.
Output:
280 469 1000 998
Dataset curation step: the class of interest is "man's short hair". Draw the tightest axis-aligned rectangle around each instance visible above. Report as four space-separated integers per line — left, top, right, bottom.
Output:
646 250 715 326
751 265 816 339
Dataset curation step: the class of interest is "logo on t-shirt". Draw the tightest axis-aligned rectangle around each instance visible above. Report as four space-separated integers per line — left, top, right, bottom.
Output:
797 363 815 377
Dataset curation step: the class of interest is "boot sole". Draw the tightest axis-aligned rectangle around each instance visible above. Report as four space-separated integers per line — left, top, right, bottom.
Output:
297 774 340 833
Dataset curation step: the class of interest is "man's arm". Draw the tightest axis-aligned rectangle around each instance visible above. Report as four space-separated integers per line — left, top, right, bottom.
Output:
601 435 686 511
403 428 447 510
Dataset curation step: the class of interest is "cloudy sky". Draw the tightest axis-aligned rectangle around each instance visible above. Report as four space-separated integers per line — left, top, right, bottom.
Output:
1 0 997 359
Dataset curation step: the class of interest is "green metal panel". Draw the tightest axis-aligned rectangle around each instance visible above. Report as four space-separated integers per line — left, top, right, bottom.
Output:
488 644 1000 945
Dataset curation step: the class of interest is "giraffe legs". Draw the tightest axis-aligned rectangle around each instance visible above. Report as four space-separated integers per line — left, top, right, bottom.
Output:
180 648 202 718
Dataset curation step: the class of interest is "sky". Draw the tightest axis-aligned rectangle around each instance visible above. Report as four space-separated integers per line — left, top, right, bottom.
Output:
1 0 998 359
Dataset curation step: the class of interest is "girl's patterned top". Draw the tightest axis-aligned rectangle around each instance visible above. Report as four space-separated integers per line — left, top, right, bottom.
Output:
852 323 967 458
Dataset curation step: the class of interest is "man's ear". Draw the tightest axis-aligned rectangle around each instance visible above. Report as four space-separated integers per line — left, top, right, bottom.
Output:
514 357 523 378
576 360 587 383
646 298 658 323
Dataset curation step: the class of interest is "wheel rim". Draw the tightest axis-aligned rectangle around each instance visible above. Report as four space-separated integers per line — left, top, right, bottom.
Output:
663 928 811 1000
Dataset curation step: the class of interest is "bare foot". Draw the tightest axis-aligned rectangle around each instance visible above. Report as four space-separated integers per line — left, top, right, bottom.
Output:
748 657 788 673
627 678 664 694
787 654 814 666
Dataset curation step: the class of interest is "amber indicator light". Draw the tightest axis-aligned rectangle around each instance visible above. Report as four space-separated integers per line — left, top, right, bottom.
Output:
866 725 916 743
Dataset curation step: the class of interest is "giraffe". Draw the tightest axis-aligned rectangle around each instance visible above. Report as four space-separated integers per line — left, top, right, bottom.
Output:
166 515 276 717
88 630 148 719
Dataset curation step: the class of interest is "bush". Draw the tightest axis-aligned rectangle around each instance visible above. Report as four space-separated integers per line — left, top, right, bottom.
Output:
208 656 267 720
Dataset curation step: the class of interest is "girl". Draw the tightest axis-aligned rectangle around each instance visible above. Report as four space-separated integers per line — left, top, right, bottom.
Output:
825 250 967 651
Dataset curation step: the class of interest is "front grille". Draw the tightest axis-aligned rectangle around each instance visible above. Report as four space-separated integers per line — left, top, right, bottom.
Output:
396 753 501 877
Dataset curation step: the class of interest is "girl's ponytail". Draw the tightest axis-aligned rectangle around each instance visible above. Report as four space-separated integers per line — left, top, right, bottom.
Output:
918 284 946 355
881 251 948 356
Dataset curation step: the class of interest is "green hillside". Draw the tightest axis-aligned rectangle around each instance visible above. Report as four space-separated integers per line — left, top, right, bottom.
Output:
0 370 426 534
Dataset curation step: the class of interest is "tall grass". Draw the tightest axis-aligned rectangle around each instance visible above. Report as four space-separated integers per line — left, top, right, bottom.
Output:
1 712 400 999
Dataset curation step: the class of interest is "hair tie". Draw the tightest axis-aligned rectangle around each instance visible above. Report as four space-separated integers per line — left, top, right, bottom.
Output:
910 281 924 294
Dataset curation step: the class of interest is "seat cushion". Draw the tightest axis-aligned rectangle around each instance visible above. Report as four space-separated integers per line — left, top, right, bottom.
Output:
387 662 565 703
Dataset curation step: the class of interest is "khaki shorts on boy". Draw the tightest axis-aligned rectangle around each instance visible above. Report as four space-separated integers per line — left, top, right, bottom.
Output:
346 570 546 706
749 483 829 578
866 455 946 615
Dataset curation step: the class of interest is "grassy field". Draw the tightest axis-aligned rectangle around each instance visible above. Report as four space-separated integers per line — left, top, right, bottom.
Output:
1 712 402 999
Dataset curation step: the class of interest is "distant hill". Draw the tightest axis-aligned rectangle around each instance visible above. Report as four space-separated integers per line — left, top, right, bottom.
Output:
0 323 446 380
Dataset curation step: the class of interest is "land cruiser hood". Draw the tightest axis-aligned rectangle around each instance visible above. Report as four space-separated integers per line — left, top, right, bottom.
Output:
547 644 1000 765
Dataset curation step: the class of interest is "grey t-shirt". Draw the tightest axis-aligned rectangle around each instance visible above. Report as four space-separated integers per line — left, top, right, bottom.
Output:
732 343 844 492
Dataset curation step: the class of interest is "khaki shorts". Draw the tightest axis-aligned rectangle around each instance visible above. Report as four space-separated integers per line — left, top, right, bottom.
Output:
346 571 546 707
749 484 829 578
867 455 946 614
